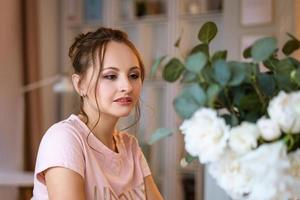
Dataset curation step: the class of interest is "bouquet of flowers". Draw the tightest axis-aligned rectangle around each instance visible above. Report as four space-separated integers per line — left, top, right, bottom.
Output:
150 21 300 199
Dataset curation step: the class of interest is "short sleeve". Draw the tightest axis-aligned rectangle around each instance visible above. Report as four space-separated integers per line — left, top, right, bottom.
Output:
34 123 85 185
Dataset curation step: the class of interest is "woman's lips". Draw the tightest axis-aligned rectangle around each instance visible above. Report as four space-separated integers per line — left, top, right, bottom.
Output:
114 97 133 105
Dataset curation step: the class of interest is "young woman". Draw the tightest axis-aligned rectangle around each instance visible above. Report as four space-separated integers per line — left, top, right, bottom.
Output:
32 27 164 200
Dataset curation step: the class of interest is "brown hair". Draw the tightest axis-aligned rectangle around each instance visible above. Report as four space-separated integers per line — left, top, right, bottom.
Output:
69 27 145 131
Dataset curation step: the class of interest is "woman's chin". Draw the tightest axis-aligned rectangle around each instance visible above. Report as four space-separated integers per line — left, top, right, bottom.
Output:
117 112 132 118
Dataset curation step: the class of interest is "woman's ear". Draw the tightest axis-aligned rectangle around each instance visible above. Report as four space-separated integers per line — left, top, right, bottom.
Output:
72 74 84 96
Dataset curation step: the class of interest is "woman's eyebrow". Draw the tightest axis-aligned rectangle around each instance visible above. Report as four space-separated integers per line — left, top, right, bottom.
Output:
102 66 140 71
102 66 119 71
130 66 140 71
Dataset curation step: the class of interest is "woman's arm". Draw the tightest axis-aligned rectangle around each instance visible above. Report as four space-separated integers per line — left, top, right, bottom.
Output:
144 175 164 200
45 167 86 200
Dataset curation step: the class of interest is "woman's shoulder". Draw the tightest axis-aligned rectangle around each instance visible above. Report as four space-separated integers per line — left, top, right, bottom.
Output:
42 115 85 145
35 115 86 183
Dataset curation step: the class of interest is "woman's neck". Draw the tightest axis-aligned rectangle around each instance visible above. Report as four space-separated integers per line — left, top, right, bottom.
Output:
80 113 119 151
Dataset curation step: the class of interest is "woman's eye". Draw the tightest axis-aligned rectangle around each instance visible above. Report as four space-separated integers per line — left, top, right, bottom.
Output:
129 73 140 79
103 75 117 80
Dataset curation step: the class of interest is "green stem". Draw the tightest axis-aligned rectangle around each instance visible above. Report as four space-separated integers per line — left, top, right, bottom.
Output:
197 73 205 84
224 87 238 118
283 133 294 152
251 76 267 111
284 133 300 152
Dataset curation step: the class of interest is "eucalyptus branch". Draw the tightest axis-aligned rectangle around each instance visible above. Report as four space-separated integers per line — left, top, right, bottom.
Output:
224 87 238 117
151 20 300 199
214 98 225 108
251 76 267 111
197 73 205 84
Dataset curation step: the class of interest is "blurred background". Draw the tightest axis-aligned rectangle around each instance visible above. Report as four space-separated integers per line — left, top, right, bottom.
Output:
0 0 299 199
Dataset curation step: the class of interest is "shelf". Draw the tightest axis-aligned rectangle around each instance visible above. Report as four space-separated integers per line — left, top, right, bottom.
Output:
180 10 223 21
0 170 34 187
67 21 105 30
116 14 168 27
68 15 168 30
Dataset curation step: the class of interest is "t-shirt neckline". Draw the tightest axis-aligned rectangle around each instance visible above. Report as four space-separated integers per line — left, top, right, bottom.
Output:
69 114 122 158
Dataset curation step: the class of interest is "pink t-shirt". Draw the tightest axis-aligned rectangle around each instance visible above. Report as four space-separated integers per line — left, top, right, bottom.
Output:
32 114 151 200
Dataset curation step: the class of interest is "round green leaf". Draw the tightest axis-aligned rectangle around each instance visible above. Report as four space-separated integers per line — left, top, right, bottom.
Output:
162 58 185 82
232 86 246 107
185 52 207 73
173 84 205 119
183 84 206 106
148 128 173 145
173 95 199 119
212 60 231 86
275 74 292 91
181 71 198 83
263 57 279 71
228 62 247 86
244 63 258 83
251 37 277 62
239 93 261 111
198 21 218 44
243 46 252 59
201 65 214 83
245 111 261 123
275 58 295 75
282 39 300 56
190 43 209 57
257 73 276 96
212 50 227 62
150 55 167 78
206 84 221 107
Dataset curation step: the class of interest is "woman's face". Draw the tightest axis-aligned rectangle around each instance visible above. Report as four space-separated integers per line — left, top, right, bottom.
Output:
82 41 142 119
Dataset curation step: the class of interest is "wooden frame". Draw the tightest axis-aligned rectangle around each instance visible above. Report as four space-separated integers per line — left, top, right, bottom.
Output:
240 0 274 27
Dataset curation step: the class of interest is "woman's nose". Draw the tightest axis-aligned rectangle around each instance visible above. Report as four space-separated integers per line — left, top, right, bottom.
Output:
119 76 133 93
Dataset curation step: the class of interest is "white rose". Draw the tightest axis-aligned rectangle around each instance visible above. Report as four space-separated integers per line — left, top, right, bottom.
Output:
180 108 230 163
240 142 290 200
209 151 252 200
268 91 300 134
228 122 259 155
210 142 293 200
257 117 281 141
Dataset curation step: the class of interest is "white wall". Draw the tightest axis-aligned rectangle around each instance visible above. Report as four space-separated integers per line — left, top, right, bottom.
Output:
0 0 25 199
